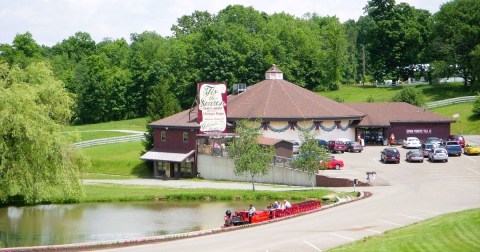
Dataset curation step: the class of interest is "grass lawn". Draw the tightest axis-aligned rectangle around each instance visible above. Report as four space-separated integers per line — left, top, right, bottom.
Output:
82 183 340 203
80 141 151 178
328 208 480 252
63 117 148 132
318 82 473 103
430 103 480 135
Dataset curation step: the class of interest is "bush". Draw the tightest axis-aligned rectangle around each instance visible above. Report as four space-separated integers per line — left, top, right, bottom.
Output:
472 96 480 116
391 86 425 107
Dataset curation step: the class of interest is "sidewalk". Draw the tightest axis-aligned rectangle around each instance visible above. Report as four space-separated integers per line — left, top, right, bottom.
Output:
83 179 316 191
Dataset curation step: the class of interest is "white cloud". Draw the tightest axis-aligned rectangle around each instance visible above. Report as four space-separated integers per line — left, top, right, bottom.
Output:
0 0 448 46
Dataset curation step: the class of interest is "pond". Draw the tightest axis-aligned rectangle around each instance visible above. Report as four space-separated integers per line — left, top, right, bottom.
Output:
0 200 272 248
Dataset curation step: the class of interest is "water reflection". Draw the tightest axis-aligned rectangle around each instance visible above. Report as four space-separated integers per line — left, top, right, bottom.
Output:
0 200 271 248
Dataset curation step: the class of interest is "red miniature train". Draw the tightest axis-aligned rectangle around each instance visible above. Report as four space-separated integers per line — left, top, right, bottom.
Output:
224 200 321 227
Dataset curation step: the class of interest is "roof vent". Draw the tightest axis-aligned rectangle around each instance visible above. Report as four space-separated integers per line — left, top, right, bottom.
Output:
233 83 247 94
265 64 283 80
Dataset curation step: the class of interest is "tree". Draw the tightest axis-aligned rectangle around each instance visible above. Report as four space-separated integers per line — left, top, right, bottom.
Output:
391 86 425 106
226 120 274 191
364 0 432 81
291 130 328 188
0 61 88 204
430 0 480 90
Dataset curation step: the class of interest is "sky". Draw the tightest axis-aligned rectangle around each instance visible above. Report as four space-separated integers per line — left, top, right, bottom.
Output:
0 0 450 47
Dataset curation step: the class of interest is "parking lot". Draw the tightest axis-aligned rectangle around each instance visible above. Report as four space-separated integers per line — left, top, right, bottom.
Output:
320 141 480 187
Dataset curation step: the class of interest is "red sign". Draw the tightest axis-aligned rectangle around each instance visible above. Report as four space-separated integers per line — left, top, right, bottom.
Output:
197 83 227 133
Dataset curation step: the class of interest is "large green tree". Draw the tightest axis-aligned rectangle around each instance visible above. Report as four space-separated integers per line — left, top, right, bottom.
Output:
227 120 274 191
0 61 88 204
430 0 480 91
364 0 432 81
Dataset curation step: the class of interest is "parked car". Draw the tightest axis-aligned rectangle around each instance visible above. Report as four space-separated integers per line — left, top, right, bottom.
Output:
346 141 363 153
428 148 448 162
317 139 328 149
327 140 347 153
320 155 344 170
464 144 480 155
442 141 462 156
380 147 400 164
403 137 421 149
447 135 465 148
420 143 437 157
406 150 424 162
424 137 443 146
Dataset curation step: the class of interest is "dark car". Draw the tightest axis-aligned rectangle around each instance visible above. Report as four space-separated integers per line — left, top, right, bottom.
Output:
317 139 328 149
424 137 443 146
346 141 363 153
406 150 424 162
443 141 462 156
381 147 400 164
447 135 465 148
327 140 347 153
420 143 437 157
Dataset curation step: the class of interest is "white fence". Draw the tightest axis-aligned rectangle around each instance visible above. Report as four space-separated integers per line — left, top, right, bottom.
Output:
423 96 478 109
72 134 145 148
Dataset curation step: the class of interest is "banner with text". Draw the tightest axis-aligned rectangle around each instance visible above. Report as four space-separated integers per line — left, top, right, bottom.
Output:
198 82 227 134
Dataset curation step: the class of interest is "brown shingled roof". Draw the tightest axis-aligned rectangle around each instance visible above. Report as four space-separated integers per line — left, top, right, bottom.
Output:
227 79 365 120
345 102 454 127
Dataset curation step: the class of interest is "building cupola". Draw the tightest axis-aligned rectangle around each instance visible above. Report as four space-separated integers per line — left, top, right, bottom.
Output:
265 64 283 80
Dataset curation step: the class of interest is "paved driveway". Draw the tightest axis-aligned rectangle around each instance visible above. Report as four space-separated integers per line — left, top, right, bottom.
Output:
96 144 480 252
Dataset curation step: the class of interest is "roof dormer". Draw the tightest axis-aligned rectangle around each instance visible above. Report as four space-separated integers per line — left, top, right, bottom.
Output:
265 64 283 80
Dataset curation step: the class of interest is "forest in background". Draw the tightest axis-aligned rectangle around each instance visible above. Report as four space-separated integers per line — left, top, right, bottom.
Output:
1 0 479 125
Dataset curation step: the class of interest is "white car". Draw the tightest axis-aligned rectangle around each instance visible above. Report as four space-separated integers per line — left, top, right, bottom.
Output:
403 137 421 148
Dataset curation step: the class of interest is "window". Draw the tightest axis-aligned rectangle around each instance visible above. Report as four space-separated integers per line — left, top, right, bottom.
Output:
161 131 166 142
183 132 188 143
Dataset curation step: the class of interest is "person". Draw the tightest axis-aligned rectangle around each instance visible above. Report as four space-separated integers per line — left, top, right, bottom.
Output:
224 210 232 227
248 204 256 223
284 200 291 209
213 142 221 156
273 201 280 209
357 135 361 144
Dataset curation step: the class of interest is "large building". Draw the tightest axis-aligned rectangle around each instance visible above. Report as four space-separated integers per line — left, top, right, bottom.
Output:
141 65 453 179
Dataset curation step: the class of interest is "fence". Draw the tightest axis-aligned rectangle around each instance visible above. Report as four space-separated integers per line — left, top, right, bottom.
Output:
72 134 145 148
423 96 478 109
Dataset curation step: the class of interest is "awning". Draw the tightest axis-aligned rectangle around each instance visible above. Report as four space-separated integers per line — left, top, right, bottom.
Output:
140 150 195 162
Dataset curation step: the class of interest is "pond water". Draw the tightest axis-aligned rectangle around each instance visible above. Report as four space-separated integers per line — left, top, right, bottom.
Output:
0 200 272 248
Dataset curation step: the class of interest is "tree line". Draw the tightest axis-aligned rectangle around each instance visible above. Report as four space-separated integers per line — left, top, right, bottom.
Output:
1 0 479 125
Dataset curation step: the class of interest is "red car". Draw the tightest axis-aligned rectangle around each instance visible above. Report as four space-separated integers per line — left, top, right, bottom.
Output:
327 140 347 153
320 155 344 170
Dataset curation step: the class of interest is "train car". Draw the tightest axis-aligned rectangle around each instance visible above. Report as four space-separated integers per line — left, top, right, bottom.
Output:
224 200 321 227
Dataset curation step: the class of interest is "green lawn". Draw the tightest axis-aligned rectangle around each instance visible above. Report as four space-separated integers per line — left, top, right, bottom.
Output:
319 82 473 103
82 184 339 202
63 117 148 132
63 131 134 142
328 208 480 252
80 141 151 178
430 103 480 135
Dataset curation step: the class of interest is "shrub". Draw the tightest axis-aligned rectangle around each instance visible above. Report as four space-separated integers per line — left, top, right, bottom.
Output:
472 96 480 116
391 86 425 106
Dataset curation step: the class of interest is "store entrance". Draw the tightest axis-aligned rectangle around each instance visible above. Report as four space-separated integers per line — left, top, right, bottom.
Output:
356 128 386 145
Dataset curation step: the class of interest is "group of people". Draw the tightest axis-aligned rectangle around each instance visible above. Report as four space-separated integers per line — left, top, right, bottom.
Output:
265 199 291 211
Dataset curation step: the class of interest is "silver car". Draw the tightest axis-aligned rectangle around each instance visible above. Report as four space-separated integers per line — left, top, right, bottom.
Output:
428 148 448 162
